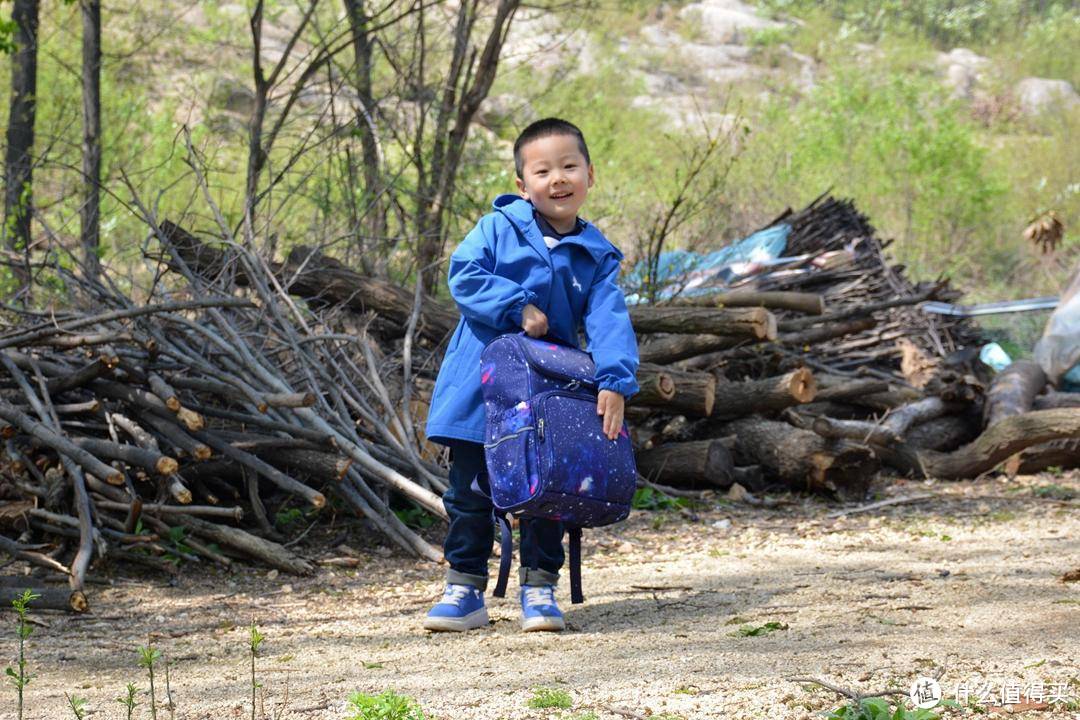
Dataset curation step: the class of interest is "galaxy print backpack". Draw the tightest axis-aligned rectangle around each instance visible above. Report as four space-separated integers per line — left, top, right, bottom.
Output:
479 332 637 604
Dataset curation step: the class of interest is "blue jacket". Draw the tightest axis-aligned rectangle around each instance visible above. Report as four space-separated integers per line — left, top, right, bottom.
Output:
425 195 640 446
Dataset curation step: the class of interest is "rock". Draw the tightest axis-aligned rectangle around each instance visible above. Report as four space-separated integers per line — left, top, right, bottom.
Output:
617 541 635 554
630 93 742 136
478 93 537 130
1015 77 1080 116
210 77 256 116
677 0 782 44
501 9 590 76
936 48 990 101
640 23 679 50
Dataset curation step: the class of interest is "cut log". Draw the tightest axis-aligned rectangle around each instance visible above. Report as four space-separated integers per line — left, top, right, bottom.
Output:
676 290 825 315
904 415 979 452
885 408 1080 479
731 465 766 492
663 365 716 417
147 373 180 412
45 357 113 396
141 413 212 461
983 360 1047 428
712 368 816 420
252 447 353 482
74 438 178 477
262 392 316 409
0 583 88 613
813 377 891 402
629 306 777 339
1013 439 1080 473
628 365 676 407
635 439 734 489
811 415 901 446
638 334 745 365
723 416 877 498
171 513 316 572
773 318 877 348
1034 391 1080 410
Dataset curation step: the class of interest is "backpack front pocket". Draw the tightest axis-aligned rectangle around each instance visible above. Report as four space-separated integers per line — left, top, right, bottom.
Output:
533 391 637 519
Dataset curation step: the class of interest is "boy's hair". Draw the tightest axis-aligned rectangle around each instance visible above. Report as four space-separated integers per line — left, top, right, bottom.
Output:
513 118 590 179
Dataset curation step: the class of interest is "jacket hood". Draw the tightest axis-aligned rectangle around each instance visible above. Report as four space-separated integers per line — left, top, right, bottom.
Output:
492 194 624 263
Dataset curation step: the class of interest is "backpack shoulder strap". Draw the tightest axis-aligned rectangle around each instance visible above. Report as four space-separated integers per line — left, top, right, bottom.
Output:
492 513 514 598
568 527 584 604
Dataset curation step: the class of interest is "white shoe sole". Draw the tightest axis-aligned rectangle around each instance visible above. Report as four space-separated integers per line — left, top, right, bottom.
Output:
521 614 566 632
423 607 490 632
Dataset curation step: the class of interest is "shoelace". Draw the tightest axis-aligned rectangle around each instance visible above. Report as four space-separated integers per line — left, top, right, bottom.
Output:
440 584 473 607
523 586 555 607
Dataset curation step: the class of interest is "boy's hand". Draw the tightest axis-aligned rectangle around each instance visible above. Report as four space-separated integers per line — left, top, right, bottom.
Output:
521 303 549 338
597 390 625 441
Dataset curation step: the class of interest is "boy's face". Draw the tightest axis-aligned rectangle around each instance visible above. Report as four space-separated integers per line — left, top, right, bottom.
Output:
515 133 594 232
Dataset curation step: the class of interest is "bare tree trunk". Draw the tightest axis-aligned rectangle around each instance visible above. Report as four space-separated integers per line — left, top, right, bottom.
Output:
343 0 387 274
81 0 102 279
2 0 40 297
416 0 520 293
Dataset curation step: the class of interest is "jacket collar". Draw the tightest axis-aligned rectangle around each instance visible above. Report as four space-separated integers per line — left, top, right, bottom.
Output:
493 194 623 264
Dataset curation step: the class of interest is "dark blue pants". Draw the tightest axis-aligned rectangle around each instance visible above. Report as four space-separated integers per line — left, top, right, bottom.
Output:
442 440 564 590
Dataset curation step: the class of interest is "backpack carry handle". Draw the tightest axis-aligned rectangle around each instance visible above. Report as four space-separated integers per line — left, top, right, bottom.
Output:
517 329 571 347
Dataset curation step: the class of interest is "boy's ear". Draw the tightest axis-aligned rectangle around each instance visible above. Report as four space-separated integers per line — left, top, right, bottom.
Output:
515 175 529 199
587 163 595 188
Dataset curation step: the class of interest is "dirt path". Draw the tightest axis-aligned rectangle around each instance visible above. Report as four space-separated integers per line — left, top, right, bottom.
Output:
6 472 1079 720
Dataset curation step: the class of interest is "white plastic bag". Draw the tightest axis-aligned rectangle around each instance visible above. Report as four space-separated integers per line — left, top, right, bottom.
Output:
1034 262 1080 386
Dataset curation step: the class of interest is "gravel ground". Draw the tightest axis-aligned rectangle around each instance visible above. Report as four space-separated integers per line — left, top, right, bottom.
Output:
5 472 1079 720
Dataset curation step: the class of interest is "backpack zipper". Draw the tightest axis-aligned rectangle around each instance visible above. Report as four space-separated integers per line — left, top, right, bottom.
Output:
538 418 545 441
483 426 535 449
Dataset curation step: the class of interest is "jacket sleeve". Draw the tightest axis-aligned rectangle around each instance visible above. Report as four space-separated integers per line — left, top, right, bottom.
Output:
584 253 640 398
447 217 538 331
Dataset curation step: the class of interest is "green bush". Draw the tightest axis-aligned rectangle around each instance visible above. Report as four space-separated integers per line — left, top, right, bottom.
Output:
527 686 573 710
347 690 426 720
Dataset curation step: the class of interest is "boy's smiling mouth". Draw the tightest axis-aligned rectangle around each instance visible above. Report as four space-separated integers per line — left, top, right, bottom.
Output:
551 191 573 199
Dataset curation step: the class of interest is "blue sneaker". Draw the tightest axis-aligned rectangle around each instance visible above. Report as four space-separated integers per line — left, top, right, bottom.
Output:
423 584 489 632
520 584 565 632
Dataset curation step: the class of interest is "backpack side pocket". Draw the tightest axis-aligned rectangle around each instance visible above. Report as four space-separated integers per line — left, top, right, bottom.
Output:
484 402 541 511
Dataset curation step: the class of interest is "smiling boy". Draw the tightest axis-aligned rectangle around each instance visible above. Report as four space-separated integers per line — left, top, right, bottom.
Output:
423 118 639 632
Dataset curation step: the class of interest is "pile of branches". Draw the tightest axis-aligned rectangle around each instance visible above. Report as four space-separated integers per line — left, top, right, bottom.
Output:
1 223 453 608
628 196 1080 499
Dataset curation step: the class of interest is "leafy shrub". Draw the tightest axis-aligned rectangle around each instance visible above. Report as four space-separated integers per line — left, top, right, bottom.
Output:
347 690 426 720
527 686 573 709
824 697 943 719
632 486 687 511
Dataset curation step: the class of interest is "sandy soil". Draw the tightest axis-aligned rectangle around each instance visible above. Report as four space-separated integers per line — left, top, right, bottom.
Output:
4 472 1079 720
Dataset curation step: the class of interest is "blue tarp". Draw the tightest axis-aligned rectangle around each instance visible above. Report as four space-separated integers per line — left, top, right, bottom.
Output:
622 224 791 305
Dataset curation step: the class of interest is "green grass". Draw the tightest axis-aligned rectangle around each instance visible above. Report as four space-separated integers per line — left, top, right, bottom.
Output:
527 686 573 710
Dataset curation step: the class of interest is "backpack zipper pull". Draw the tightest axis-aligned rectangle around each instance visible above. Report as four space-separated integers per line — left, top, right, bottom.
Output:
538 418 545 441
